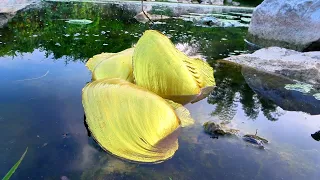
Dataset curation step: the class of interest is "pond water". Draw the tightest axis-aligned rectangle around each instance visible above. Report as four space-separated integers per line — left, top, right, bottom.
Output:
0 1 319 180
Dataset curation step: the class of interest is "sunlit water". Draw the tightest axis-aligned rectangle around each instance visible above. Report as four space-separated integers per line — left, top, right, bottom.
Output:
0 1 319 180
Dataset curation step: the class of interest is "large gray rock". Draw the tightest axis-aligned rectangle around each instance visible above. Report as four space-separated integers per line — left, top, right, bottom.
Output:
248 0 320 51
225 47 320 84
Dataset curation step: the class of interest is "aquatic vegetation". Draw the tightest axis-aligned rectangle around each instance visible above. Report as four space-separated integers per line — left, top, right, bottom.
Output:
133 30 215 104
2 147 28 180
65 19 93 25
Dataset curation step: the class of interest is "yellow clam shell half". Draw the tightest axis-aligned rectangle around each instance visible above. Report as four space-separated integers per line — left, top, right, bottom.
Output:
82 78 181 163
133 30 215 103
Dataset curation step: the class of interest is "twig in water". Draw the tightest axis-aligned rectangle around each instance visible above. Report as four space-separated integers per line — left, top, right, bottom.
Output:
141 0 154 25
15 70 49 82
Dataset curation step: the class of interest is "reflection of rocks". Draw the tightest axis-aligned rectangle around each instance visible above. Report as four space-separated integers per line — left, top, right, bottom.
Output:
0 13 15 28
311 131 320 141
248 0 320 51
225 47 320 85
0 0 38 27
241 67 320 115
0 0 38 13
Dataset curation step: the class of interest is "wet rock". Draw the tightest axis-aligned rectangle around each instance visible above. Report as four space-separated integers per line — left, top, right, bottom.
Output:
241 66 320 115
248 0 320 51
225 47 320 85
311 131 320 141
203 121 239 136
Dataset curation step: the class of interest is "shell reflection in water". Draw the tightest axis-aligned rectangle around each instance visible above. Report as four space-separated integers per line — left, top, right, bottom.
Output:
83 30 215 163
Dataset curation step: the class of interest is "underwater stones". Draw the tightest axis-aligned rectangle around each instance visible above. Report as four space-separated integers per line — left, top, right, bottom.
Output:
248 0 320 51
203 122 268 149
242 132 268 149
203 122 239 136
243 134 268 144
225 47 320 85
242 136 265 149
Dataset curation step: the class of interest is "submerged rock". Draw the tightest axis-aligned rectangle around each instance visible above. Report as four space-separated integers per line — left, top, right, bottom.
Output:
203 121 239 136
243 134 268 144
243 130 268 149
225 47 320 85
242 136 264 149
248 0 320 51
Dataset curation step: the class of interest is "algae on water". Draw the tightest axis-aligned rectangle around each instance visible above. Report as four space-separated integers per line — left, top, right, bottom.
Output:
284 83 314 94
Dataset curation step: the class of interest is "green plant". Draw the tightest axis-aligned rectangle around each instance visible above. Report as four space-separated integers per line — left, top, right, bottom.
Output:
2 147 28 180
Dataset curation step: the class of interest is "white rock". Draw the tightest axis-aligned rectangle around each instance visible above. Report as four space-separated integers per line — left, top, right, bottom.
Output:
248 0 320 51
225 47 320 84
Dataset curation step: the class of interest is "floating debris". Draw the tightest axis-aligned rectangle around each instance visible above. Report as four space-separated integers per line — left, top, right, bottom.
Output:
65 19 92 25
284 83 314 93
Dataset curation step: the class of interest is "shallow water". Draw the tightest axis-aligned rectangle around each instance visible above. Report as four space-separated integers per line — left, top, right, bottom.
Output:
0 2 319 180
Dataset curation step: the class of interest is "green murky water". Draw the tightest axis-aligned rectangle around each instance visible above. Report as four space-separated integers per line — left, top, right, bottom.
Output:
0 1 319 180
